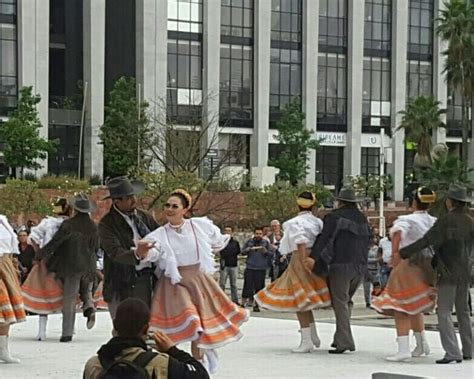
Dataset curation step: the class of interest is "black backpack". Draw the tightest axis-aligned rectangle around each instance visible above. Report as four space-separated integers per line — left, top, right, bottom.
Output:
98 350 158 379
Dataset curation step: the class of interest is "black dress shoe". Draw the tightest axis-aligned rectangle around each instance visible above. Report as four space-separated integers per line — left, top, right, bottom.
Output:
328 348 355 354
84 308 96 330
60 336 72 343
463 356 472 360
252 305 260 312
436 358 462 364
330 342 337 348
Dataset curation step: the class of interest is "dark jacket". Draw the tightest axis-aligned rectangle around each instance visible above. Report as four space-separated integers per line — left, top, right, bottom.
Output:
242 238 273 270
83 336 209 379
311 205 371 276
39 213 99 279
99 207 159 302
219 238 241 268
400 207 474 284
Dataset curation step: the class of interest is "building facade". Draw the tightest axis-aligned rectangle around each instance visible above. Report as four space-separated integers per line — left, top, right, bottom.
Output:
0 0 472 200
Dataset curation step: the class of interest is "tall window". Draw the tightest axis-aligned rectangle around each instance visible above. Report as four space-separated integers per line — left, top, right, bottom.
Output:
220 0 253 127
363 0 391 132
269 0 302 128
447 85 472 138
316 146 344 191
361 147 380 176
0 0 17 117
167 0 203 124
318 0 347 132
406 0 433 99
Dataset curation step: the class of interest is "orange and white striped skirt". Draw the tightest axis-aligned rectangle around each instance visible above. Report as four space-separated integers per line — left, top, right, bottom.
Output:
21 261 63 314
0 254 26 324
372 258 437 316
255 250 331 312
150 264 249 350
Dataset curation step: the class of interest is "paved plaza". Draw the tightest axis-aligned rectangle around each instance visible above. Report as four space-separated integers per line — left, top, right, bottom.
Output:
2 311 473 379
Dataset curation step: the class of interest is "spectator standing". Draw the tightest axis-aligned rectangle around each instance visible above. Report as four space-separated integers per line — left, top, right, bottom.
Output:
363 237 380 308
241 227 273 312
268 220 283 281
218 226 241 305
378 231 392 288
83 298 209 379
17 229 35 283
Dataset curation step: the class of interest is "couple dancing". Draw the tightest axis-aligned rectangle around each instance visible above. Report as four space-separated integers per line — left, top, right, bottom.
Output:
255 187 371 354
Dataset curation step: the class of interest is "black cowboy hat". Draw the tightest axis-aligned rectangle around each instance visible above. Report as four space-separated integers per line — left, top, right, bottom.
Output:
103 176 145 200
335 187 364 203
71 193 96 213
446 184 473 203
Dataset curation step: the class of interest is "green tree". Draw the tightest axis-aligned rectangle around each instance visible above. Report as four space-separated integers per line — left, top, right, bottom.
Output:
0 87 56 178
436 0 474 163
270 98 319 186
397 96 445 167
101 76 149 178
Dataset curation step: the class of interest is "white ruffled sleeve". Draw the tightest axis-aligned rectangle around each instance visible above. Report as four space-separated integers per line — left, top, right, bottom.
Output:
390 216 410 240
28 218 48 246
280 219 308 255
188 218 222 276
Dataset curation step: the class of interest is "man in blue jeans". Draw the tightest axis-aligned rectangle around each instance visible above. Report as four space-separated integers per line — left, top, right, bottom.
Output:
217 226 241 305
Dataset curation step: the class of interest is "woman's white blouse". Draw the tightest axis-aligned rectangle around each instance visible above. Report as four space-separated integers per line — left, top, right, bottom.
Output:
143 217 230 284
279 212 323 255
0 215 19 256
390 211 437 249
28 216 65 248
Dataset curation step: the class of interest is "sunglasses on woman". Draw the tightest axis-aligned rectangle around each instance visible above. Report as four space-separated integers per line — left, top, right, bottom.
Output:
164 203 181 209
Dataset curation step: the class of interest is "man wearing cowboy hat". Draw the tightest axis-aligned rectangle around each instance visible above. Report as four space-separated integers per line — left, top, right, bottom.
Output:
38 193 99 342
99 176 159 318
400 184 474 364
304 187 371 354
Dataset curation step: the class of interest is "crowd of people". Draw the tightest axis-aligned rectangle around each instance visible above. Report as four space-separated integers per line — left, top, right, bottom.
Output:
0 177 472 378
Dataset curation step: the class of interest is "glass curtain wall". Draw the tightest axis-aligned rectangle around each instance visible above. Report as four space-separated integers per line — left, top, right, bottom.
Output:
317 0 347 132
406 0 433 99
269 0 302 128
362 0 391 134
0 0 17 116
167 0 203 124
219 0 253 127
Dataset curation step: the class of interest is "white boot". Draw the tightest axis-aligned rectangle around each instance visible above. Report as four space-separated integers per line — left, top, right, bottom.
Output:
310 322 321 348
199 354 210 374
292 328 315 353
0 335 20 363
385 336 411 362
36 315 48 341
203 349 218 374
412 331 430 357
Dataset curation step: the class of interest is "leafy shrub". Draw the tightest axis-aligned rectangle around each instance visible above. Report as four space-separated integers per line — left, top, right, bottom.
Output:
0 179 52 218
37 175 90 191
89 174 103 186
24 173 38 182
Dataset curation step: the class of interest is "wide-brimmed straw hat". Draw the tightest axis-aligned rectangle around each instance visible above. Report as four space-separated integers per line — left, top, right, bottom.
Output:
103 176 145 200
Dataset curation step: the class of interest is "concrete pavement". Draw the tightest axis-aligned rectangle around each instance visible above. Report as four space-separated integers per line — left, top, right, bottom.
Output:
2 312 473 379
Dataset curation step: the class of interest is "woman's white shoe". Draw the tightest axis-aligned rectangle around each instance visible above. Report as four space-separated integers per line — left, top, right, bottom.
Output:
292 328 315 353
36 315 47 341
385 336 412 362
310 322 321 348
0 335 20 363
412 331 430 357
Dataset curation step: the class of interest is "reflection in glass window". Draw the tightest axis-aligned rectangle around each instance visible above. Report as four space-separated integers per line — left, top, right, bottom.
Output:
167 0 202 124
269 0 302 127
220 0 253 127
406 0 433 100
361 147 380 177
318 0 347 132
363 0 391 132
0 10 17 116
316 146 344 191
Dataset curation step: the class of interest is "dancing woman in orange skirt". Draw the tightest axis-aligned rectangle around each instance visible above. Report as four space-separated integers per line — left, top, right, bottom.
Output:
141 189 249 375
22 198 70 341
255 192 331 353
0 215 26 363
372 187 437 362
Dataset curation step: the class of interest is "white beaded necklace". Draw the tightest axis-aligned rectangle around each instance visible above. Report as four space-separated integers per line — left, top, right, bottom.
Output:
168 220 186 233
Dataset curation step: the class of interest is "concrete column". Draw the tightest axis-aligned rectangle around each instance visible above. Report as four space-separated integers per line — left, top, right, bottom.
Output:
432 0 447 146
389 0 408 201
17 0 50 176
202 0 221 151
250 0 277 187
83 0 105 179
136 0 168 171
345 0 364 177
303 0 319 184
